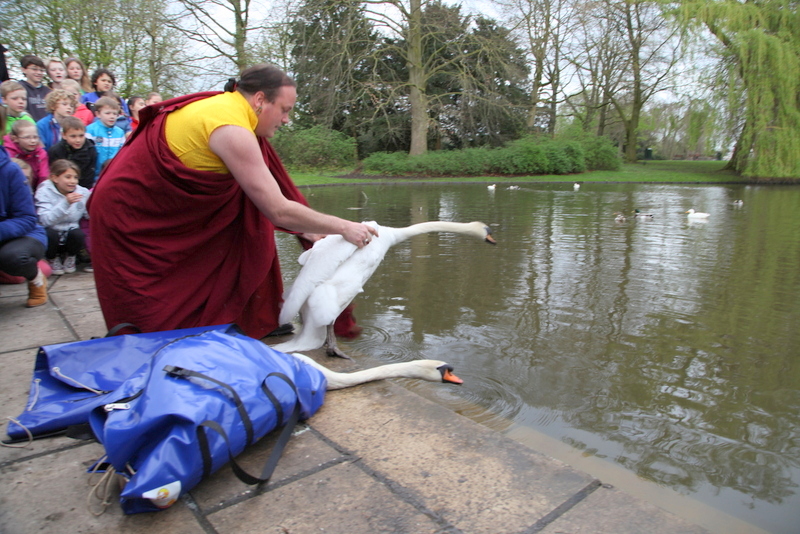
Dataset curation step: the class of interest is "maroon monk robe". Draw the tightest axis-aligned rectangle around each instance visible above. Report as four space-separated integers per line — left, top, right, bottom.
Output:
88 91 355 338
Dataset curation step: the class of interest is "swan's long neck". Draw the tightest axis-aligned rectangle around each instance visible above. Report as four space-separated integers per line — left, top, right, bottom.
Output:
328 361 429 390
290 354 436 390
394 221 481 242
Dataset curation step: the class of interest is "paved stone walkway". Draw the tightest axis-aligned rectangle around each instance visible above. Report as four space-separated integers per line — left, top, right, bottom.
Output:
0 272 711 533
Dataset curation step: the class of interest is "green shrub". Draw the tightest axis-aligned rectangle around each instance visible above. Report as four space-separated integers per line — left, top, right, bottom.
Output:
361 134 617 176
563 141 587 173
272 126 357 169
578 135 621 171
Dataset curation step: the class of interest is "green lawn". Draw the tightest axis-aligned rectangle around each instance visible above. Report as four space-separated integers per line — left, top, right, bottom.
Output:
289 160 743 187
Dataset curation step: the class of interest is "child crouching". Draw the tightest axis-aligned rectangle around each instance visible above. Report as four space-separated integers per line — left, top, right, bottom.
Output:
35 160 91 274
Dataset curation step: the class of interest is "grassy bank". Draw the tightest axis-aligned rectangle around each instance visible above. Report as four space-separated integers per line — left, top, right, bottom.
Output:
289 160 743 187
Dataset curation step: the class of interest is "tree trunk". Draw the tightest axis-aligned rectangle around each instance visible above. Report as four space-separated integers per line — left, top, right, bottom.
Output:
407 0 427 156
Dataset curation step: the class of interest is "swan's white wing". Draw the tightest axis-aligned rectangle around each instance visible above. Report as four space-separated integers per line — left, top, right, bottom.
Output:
305 278 364 327
279 235 357 323
280 222 380 323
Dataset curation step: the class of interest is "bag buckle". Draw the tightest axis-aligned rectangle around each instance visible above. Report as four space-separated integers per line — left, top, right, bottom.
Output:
104 403 131 412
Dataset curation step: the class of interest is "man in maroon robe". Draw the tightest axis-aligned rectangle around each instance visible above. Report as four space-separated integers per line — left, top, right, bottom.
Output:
88 92 358 339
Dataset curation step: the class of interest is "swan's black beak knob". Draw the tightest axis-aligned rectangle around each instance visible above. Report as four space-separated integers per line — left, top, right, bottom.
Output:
438 364 463 384
484 227 497 245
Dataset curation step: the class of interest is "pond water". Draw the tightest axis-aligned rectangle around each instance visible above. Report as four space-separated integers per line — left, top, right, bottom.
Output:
275 182 800 534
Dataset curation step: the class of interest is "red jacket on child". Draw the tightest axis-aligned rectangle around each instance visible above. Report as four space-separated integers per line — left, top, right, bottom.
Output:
2 134 49 189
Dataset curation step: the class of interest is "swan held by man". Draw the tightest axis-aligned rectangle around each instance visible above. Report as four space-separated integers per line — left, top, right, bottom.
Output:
272 220 497 359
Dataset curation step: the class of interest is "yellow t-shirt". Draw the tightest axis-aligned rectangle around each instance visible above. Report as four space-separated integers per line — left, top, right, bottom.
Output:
164 91 258 173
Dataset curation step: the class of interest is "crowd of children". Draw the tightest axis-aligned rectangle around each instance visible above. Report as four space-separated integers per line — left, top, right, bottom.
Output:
1 53 163 307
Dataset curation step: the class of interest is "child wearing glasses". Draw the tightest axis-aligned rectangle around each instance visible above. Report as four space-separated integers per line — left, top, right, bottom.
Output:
3 121 49 189
18 55 52 122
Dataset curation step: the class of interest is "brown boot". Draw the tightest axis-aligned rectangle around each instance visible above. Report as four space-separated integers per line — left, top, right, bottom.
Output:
26 269 48 308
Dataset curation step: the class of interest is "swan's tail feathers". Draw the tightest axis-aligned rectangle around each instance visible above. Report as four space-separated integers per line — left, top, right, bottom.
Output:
297 247 313 266
305 284 346 327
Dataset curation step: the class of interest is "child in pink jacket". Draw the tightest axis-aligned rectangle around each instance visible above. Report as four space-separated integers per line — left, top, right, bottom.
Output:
3 120 49 189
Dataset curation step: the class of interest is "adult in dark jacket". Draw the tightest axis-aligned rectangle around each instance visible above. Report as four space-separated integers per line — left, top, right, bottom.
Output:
0 108 49 307
47 116 97 189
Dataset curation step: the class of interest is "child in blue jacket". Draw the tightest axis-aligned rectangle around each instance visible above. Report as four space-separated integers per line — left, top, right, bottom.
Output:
85 96 125 183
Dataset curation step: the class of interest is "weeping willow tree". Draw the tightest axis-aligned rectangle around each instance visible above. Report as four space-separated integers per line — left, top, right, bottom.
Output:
679 0 800 179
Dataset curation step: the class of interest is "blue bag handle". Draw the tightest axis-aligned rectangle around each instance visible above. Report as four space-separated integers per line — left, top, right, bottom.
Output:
163 365 255 446
166 367 301 486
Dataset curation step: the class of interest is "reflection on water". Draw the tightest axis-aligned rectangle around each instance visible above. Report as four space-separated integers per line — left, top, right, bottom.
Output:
276 182 800 533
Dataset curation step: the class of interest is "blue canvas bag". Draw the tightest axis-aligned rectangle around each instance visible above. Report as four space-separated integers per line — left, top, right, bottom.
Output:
5 324 239 442
87 328 326 514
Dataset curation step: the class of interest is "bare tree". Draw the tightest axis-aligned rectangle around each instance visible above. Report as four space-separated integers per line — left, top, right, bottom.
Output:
500 0 573 134
563 0 627 137
169 0 266 74
605 0 681 162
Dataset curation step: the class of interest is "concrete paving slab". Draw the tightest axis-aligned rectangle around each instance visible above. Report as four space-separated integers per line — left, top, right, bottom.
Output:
310 380 597 534
49 287 102 315
540 483 709 534
57 310 109 341
0 295 74 352
48 272 98 293
0 281 27 298
0 441 205 534
206 460 443 534
49 287 107 339
191 423 347 511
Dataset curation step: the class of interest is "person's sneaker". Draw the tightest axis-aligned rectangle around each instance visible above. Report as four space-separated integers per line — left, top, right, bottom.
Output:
50 256 65 276
83 263 94 273
64 255 77 273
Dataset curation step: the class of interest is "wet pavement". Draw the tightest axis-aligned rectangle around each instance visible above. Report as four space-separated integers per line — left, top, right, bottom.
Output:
0 272 711 533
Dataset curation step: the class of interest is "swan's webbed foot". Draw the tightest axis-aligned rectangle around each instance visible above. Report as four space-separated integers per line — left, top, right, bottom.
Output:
325 324 352 359
325 345 353 360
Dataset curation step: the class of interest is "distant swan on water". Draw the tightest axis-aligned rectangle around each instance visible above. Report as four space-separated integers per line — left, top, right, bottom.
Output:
289 353 463 390
273 220 497 359
686 209 710 219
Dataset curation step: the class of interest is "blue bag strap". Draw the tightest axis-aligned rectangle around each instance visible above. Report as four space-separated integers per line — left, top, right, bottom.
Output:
104 323 142 337
196 372 301 485
163 365 254 446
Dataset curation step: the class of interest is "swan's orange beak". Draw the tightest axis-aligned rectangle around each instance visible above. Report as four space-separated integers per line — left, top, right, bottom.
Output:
483 226 496 245
441 368 463 385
